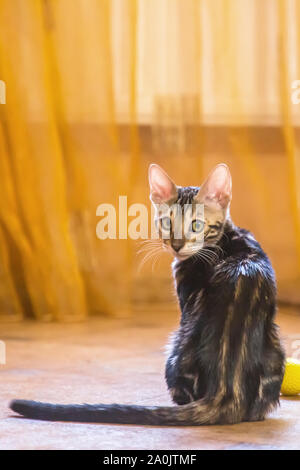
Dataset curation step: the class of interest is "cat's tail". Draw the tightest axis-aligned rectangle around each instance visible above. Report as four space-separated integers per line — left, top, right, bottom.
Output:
9 398 225 426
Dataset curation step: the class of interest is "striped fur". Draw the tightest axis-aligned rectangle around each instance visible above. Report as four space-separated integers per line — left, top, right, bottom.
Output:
166 219 285 424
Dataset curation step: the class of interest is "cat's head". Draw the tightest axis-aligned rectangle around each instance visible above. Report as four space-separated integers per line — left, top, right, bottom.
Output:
149 163 232 260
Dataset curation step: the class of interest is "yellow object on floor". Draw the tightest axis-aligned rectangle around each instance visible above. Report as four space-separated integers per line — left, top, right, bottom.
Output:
281 358 300 396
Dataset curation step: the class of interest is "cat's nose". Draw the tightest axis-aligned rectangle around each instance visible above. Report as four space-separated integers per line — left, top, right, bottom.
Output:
172 241 184 252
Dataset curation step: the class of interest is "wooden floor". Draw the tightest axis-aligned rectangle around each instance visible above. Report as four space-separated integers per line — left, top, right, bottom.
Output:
1 306 300 450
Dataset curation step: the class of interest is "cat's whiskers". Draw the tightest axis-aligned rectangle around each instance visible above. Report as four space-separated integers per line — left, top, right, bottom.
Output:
136 240 162 255
205 243 224 255
137 240 167 273
137 239 161 245
192 248 217 266
137 248 160 273
201 248 220 262
196 253 213 265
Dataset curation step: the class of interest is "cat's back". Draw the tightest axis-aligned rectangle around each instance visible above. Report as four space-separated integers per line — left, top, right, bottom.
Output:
220 224 276 284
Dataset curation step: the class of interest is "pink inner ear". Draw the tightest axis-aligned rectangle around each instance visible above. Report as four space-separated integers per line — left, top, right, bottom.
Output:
198 164 232 209
149 165 177 202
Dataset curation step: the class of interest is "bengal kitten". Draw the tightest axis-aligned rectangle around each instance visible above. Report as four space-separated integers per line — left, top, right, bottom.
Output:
10 163 285 425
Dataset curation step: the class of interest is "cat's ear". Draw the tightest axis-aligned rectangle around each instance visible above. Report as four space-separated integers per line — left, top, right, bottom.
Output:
196 164 232 210
148 164 178 204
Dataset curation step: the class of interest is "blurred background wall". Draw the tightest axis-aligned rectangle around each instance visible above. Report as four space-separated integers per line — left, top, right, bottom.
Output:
0 0 299 322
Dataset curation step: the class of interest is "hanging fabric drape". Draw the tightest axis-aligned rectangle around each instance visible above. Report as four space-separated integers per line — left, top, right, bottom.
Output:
0 0 299 321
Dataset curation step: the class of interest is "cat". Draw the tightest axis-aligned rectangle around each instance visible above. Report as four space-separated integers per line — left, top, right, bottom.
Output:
10 163 285 425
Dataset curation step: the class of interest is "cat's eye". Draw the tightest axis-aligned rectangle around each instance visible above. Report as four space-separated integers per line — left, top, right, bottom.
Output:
161 217 171 231
191 219 204 233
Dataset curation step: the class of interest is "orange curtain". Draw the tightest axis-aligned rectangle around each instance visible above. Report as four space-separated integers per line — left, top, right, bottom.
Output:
0 0 299 321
